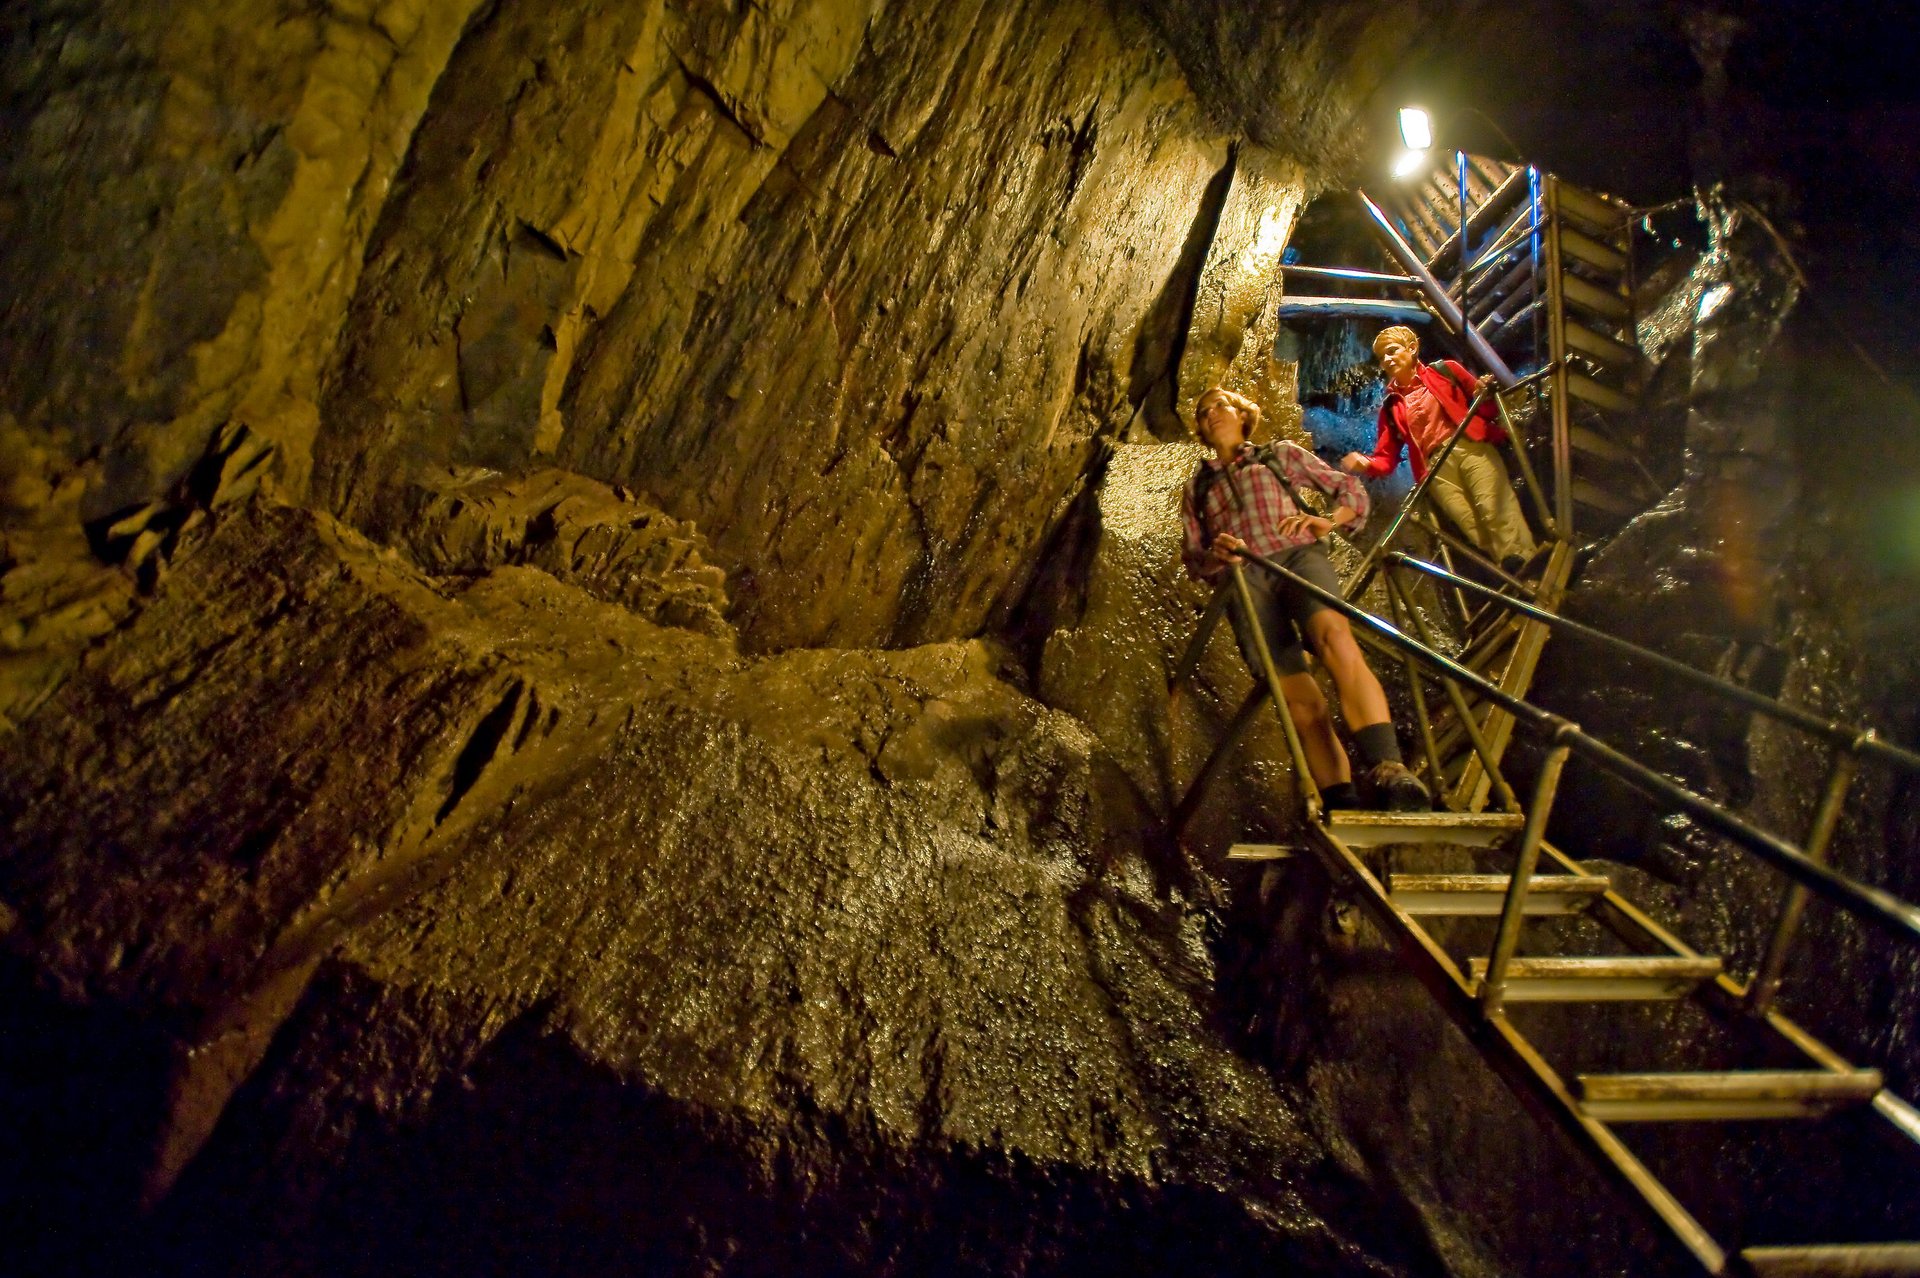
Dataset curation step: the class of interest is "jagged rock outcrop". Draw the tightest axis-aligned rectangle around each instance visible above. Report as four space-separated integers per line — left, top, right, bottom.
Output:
390 467 733 637
0 496 1450 1277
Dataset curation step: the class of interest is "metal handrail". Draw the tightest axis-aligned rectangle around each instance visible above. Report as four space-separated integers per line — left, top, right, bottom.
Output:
1385 552 1920 775
1230 547 1920 947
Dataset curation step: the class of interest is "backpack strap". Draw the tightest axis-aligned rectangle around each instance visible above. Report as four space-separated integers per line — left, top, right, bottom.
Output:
1251 441 1328 514
1188 461 1224 545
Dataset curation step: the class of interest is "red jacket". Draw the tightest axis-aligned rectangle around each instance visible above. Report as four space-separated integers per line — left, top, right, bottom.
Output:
1363 359 1508 481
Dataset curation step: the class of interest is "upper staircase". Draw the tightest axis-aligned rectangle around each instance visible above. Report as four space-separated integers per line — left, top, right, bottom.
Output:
1175 161 1920 1277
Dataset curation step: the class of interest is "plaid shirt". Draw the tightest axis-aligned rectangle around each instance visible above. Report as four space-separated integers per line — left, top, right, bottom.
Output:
1180 441 1370 581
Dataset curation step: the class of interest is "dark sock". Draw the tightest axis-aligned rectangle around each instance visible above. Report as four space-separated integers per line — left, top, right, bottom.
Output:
1352 722 1403 768
1321 782 1360 810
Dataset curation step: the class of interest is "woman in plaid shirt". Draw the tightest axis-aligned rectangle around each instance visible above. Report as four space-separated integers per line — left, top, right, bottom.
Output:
1181 386 1430 812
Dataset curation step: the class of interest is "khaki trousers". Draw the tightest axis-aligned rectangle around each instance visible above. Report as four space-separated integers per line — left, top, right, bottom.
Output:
1427 438 1536 564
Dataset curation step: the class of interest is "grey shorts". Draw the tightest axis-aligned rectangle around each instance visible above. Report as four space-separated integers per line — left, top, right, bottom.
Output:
1224 543 1342 677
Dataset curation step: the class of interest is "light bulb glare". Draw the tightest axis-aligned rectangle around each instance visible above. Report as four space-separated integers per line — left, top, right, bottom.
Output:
1398 107 1433 151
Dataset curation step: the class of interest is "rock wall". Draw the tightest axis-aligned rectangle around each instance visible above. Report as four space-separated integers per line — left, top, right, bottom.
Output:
0 1 1491 1271
5 0 1354 653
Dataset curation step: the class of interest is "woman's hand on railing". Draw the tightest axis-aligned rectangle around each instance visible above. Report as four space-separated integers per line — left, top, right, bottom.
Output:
1206 532 1246 572
1278 513 1335 542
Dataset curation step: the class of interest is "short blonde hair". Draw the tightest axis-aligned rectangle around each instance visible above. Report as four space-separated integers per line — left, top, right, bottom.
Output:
1372 325 1420 356
1192 386 1262 437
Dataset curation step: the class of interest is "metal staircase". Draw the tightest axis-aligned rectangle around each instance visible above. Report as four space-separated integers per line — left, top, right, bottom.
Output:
1367 156 1667 533
1170 165 1920 1276
1173 553 1920 1276
1280 158 1677 813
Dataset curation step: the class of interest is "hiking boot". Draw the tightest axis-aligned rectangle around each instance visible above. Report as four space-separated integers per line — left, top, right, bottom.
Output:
1366 760 1431 812
1502 544 1553 580
1320 781 1361 811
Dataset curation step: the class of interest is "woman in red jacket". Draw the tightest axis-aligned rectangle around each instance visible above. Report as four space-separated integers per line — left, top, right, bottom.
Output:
1340 326 1538 570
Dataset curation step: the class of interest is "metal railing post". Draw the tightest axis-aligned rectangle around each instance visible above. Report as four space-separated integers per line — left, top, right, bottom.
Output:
1384 573 1448 788
1495 392 1560 541
1385 573 1522 813
1229 564 1324 822
1169 584 1232 695
1746 744 1863 1015
1481 740 1574 1015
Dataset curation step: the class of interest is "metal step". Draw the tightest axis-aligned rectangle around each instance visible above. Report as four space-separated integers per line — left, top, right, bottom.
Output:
1741 1243 1920 1277
1571 424 1636 463
1553 181 1629 236
1561 272 1632 322
1564 318 1642 369
1466 954 1722 1001
1227 843 1296 862
1576 1069 1884 1121
1567 370 1634 412
1390 873 1609 916
1558 225 1628 275
1324 810 1526 848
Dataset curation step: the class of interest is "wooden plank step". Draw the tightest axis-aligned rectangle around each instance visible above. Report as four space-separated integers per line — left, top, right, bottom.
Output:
1467 955 1722 1001
1426 168 1531 274
1571 477 1646 516
1489 297 1545 347
1741 1243 1920 1277
1227 843 1296 862
1466 154 1511 194
1568 369 1635 412
1470 254 1535 324
1571 424 1635 462
1554 181 1629 236
1324 810 1525 848
1558 225 1628 274
1398 192 1450 256
1577 1070 1883 1121
1560 271 1632 321
1564 318 1642 368
1390 873 1610 916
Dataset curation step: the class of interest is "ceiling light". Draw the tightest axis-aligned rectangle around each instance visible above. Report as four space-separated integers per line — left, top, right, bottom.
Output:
1392 149 1427 179
1398 107 1433 151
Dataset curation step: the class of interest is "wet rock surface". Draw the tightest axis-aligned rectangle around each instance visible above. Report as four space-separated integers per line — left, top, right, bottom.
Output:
0 495 1447 1276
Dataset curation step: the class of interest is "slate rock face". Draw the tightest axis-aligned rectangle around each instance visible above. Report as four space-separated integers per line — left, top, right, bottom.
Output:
313 0 1241 651
2 0 1330 653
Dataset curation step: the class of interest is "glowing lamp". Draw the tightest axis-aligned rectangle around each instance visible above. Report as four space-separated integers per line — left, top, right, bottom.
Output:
1398 107 1433 151
1392 150 1427 179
